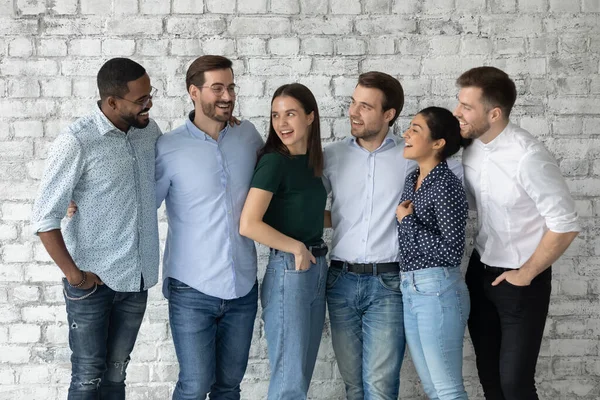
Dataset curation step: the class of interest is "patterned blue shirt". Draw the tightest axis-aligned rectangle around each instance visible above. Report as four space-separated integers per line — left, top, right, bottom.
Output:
32 105 162 292
156 112 264 300
397 160 467 272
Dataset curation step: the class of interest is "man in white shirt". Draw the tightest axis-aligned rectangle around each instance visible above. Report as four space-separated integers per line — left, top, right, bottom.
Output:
454 66 580 400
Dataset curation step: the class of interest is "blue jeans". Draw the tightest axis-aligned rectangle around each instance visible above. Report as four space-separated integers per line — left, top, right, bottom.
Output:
62 278 148 400
261 250 327 400
326 266 405 400
401 267 470 400
168 278 258 400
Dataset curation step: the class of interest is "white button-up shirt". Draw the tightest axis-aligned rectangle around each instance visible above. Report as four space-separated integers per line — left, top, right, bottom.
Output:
323 132 463 264
462 122 580 269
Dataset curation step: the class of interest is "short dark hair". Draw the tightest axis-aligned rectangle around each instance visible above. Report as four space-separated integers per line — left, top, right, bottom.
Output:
456 66 517 119
260 83 323 177
97 58 146 101
418 107 472 161
357 71 404 126
186 55 233 91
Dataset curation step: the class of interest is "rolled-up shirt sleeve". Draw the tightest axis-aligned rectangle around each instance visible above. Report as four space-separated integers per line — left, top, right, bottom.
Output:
32 134 84 234
518 148 580 233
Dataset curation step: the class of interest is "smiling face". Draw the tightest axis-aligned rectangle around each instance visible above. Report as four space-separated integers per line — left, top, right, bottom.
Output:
191 68 235 123
270 95 314 155
453 86 493 140
115 73 153 129
348 84 394 142
402 113 444 162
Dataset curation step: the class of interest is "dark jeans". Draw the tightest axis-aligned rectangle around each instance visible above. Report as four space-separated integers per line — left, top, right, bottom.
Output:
168 278 258 400
63 278 148 400
465 250 551 400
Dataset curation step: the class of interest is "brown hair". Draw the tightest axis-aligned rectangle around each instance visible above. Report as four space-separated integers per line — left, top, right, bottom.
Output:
260 83 323 177
185 55 233 91
456 66 517 119
357 71 404 126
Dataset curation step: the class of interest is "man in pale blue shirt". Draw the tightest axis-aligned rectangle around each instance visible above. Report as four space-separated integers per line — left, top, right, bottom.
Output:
155 55 264 400
31 58 161 400
323 72 463 400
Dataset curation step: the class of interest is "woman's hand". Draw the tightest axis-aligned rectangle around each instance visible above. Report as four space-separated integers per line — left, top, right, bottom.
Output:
294 244 316 271
66 200 78 218
396 200 414 222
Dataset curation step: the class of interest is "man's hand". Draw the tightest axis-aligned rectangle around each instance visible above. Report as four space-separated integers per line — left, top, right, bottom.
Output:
492 269 532 287
67 200 77 218
229 116 241 127
294 244 316 271
67 270 104 290
396 200 414 222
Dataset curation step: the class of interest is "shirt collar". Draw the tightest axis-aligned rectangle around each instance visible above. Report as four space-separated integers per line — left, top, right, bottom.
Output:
477 122 515 149
93 102 122 136
410 160 450 191
348 130 398 153
185 110 229 141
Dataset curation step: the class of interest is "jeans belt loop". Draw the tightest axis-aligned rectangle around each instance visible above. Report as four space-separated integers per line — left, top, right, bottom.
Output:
372 263 377 276
343 262 348 273
443 267 449 278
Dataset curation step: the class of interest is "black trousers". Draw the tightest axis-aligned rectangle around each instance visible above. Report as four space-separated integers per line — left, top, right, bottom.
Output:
465 250 551 400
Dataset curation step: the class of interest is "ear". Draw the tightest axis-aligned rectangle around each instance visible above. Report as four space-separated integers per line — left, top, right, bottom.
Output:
189 84 200 103
433 138 446 150
384 108 396 125
106 96 118 110
489 106 502 123
306 111 315 126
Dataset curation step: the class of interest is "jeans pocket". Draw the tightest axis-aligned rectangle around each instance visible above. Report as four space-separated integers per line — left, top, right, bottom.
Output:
326 268 342 290
168 277 192 290
284 254 313 274
412 276 443 295
378 272 401 293
62 278 98 301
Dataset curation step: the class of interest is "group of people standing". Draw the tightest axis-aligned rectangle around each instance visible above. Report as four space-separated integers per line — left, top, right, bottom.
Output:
32 54 580 400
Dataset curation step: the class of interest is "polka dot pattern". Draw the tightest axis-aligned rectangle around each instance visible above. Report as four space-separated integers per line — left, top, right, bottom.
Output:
397 160 468 272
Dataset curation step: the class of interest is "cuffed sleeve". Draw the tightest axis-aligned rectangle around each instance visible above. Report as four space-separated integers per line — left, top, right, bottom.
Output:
31 134 84 235
518 148 580 233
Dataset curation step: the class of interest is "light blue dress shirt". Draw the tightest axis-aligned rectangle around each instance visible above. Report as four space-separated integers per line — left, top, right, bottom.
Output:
156 113 264 300
323 131 463 264
32 105 161 292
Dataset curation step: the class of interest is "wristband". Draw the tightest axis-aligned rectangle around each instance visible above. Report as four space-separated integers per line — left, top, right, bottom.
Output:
69 271 87 288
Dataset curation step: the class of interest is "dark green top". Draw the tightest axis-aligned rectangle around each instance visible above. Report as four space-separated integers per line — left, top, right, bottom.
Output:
250 152 326 246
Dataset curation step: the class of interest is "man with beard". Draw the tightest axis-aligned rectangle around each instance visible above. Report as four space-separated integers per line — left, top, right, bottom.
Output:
454 66 580 400
155 55 263 399
32 58 161 399
322 72 463 399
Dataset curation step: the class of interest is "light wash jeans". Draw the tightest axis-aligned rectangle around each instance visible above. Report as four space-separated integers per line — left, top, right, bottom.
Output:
168 278 258 400
401 266 470 400
261 249 328 400
326 266 405 400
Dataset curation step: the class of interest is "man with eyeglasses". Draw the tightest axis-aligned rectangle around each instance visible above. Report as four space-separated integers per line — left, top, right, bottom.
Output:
155 55 264 399
31 58 162 399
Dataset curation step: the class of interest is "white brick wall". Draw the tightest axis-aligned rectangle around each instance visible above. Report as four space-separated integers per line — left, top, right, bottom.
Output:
0 0 598 398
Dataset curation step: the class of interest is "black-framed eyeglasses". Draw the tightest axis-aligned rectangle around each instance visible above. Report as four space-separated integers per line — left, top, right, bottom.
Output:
114 86 157 109
198 84 239 97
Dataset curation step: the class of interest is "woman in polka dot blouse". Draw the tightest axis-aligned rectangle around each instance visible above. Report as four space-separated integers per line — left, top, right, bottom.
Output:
395 106 472 400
